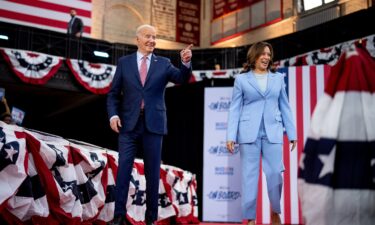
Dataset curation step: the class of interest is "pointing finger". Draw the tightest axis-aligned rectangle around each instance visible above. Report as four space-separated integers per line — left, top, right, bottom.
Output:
185 44 193 50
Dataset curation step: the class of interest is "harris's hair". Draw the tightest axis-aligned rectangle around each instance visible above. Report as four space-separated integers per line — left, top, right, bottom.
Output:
241 42 275 73
135 24 156 37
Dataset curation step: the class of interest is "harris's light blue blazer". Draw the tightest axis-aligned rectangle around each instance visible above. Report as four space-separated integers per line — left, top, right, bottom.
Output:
227 71 296 144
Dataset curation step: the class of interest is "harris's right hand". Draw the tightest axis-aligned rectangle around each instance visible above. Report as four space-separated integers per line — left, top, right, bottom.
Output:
226 141 235 154
110 117 122 133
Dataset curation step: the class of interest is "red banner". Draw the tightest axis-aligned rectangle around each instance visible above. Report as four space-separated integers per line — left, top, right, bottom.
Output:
176 0 200 46
212 0 258 20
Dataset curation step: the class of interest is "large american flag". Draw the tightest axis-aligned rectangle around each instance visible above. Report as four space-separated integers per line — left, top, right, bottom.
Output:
254 65 331 224
298 46 375 225
0 0 92 36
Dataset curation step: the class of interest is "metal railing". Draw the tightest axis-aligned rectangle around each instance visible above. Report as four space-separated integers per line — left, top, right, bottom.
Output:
0 21 245 70
1 5 374 70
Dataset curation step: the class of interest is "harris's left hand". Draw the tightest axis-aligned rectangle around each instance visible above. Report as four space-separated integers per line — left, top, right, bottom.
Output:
180 44 193 63
290 140 297 151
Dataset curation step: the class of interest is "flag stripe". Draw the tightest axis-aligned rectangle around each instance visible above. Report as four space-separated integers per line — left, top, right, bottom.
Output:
282 136 291 223
261 172 270 223
302 66 311 144
302 65 312 224
296 67 305 225
0 18 73 35
287 68 300 224
280 173 285 223
7 0 91 17
310 66 317 115
295 66 304 161
291 143 299 224
317 65 325 100
324 66 330 86
256 161 263 223
0 9 91 33
41 0 92 10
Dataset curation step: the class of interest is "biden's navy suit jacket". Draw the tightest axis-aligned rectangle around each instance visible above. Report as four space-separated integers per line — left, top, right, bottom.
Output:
107 52 191 135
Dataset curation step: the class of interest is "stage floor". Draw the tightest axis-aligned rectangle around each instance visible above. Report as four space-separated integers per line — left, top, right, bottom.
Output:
200 223 301 225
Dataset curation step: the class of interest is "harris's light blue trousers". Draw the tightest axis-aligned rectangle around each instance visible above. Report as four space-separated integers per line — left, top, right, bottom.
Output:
240 120 284 219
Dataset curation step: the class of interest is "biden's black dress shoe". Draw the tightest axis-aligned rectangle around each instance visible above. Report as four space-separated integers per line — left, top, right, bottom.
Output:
110 215 126 225
145 220 155 225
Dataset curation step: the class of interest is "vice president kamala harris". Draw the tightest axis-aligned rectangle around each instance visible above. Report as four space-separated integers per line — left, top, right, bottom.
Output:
226 42 297 225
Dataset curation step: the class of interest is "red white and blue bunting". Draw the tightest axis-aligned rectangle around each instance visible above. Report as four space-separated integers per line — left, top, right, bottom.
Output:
191 68 241 81
276 34 375 67
298 45 375 224
1 34 374 93
0 121 199 224
66 59 116 94
0 48 62 85
190 34 375 82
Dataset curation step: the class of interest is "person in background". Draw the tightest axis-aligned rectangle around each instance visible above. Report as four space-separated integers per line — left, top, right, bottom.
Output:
0 97 12 125
107 24 193 225
67 8 83 38
226 42 297 225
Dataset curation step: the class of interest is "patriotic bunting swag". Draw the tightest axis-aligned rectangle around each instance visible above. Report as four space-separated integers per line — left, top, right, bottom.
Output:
192 68 241 81
1 34 374 93
163 165 199 224
0 122 199 224
0 48 62 85
276 34 375 67
298 45 375 225
66 59 116 94
0 124 27 212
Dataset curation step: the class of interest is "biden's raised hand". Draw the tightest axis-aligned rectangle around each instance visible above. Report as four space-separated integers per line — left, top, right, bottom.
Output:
180 44 193 63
